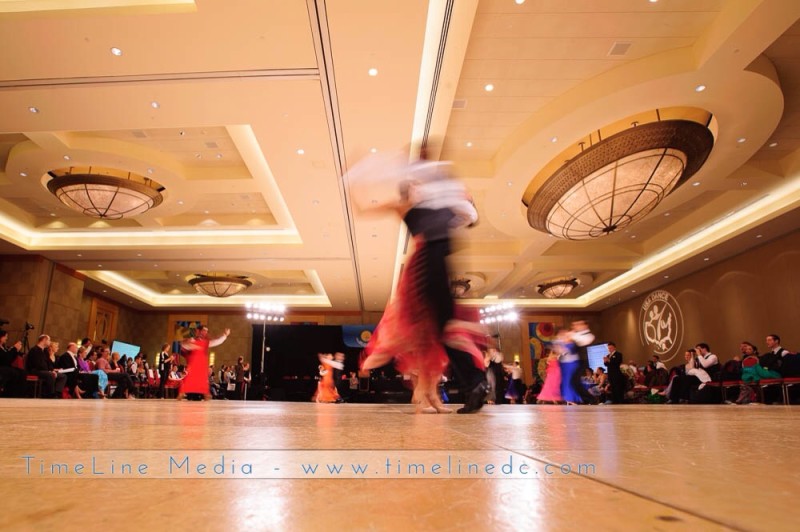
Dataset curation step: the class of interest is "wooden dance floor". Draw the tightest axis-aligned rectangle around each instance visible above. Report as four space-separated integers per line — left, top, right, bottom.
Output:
0 399 796 530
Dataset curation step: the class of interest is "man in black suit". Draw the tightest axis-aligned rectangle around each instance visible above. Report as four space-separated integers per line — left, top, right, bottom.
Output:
25 334 66 398
158 343 173 399
0 329 26 397
604 342 625 404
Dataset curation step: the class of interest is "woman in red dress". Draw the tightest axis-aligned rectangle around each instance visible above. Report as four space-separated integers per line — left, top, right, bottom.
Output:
179 325 229 400
313 353 342 403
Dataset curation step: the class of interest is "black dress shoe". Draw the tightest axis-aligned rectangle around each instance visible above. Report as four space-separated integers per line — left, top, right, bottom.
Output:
457 382 488 414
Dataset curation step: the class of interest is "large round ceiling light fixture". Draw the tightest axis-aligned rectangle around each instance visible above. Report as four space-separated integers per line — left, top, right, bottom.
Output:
537 278 579 299
524 108 714 240
189 274 252 298
47 166 164 220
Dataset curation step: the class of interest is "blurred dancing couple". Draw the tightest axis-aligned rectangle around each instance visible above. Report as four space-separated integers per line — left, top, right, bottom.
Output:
354 145 489 414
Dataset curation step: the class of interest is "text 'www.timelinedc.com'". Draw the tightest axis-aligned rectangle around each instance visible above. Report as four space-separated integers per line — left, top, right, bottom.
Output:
5 451 598 479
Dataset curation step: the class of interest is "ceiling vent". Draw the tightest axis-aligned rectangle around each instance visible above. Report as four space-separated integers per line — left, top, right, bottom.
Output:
452 99 467 109
608 41 632 56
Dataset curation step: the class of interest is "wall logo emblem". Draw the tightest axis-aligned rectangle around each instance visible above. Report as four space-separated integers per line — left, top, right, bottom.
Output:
639 290 683 361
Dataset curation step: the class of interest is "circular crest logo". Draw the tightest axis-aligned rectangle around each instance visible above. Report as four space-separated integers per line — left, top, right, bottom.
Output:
639 290 683 361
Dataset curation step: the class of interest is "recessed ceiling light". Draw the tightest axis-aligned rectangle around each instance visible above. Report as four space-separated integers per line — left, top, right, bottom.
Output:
466 141 473 148
630 235 637 239
756 234 763 238
632 289 637 293
136 253 142 257
515 0 525 4
768 142 778 148
147 168 154 174
28 106 39 113
150 101 160 109
63 155 71 161
484 83 494 92
77 253 82 257
103 290 107 293
664 212 671 217
110 47 123 56
648 0 658 3
179 130 185 136
368 68 378 76
49 213 56 217
703 257 710 261
664 275 670 279
296 149 305 155
550 136 558 143
19 172 27 177
203 210 209 214
215 153 222 159
312 199 320 206
506 181 513 187
370 148 378 153
97 264 102 267
737 137 747 143
740 181 748 187
177 200 184 205
695 84 706 92
692 181 700 186
153 264 158 267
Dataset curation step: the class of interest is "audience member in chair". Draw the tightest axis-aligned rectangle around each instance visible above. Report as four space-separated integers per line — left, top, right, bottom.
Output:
694 343 721 381
0 329 26 397
25 334 66 398
96 348 135 399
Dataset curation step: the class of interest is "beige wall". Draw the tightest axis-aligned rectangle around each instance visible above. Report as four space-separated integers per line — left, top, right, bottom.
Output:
600 229 800 366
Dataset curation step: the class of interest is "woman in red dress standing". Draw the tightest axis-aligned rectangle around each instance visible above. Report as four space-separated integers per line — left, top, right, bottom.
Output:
179 325 230 400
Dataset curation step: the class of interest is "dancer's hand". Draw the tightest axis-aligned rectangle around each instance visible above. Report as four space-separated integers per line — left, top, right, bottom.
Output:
224 328 231 336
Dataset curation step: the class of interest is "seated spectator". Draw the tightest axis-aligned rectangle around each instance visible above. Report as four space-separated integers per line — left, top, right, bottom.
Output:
96 348 134 399
694 343 721 381
651 355 667 371
25 334 67 398
666 349 706 403
0 329 26 397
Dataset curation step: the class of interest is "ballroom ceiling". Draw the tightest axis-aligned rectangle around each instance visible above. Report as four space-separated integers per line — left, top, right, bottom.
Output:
0 0 799 313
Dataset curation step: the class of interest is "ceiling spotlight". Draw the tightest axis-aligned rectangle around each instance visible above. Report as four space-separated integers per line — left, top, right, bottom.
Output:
215 153 222 159
550 137 558 143
664 275 670 279
664 212 671 217
147 168 154 174
515 0 525 4
28 106 39 113
756 234 763 238
296 148 305 155
703 257 710 261
370 148 378 153
110 47 123 56
150 101 160 109
19 172 28 177
692 181 701 186
484 83 494 92
177 200 184 205
63 155 71 161
694 84 706 92
737 137 747 143
368 68 378 76
466 142 473 148
768 142 778 148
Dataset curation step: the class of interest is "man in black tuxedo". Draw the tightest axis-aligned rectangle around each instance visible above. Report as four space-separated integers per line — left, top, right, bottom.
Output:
158 343 173 399
25 334 66 398
604 342 625 404
0 329 26 397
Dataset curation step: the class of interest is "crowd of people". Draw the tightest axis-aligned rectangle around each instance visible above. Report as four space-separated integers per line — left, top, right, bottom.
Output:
0 325 253 401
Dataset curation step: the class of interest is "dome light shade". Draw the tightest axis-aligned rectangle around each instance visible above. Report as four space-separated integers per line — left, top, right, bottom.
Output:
47 167 164 220
526 115 714 240
537 278 579 299
189 274 252 298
